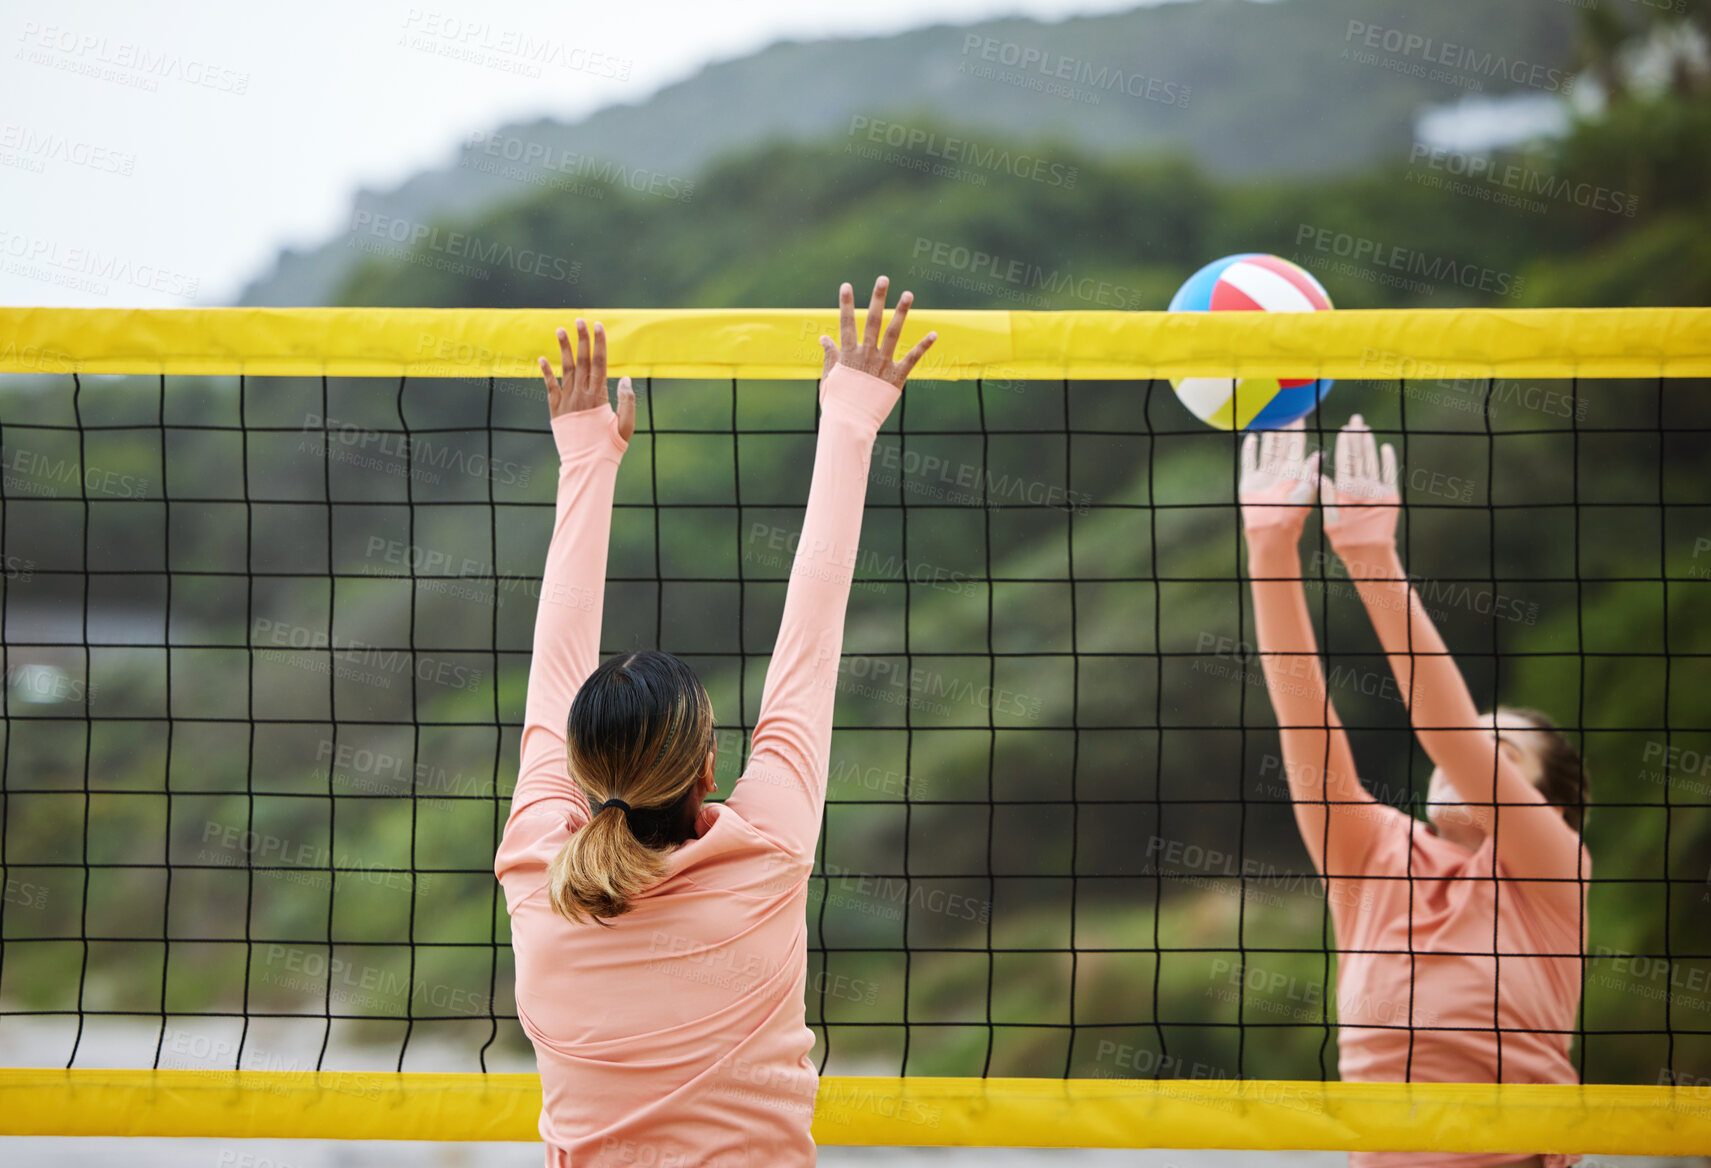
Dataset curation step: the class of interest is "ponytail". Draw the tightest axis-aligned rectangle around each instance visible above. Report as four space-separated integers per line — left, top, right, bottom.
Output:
549 804 668 924
548 650 716 924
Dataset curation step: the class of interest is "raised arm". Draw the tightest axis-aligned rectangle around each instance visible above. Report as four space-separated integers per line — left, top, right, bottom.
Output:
726 278 936 858
1240 423 1397 877
504 322 636 836
1322 417 1582 885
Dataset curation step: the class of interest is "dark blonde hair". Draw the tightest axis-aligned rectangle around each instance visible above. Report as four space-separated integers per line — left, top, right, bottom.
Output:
549 651 715 924
1499 706 1590 834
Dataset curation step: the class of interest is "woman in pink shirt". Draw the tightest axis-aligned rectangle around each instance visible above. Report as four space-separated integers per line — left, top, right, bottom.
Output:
1239 416 1592 1168
494 279 935 1167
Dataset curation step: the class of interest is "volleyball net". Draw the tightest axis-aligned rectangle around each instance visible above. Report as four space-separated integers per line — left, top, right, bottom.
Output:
0 306 1709 1154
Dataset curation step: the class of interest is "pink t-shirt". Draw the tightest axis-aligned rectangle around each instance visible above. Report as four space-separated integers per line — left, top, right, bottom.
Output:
1244 523 1592 1168
1331 807 1591 1168
495 363 900 1168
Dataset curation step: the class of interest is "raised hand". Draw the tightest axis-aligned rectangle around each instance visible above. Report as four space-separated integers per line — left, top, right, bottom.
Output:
819 276 937 390
1320 414 1399 549
1238 420 1321 535
537 318 637 442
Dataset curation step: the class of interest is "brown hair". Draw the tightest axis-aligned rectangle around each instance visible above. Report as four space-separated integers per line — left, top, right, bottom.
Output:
1498 706 1590 834
548 651 715 924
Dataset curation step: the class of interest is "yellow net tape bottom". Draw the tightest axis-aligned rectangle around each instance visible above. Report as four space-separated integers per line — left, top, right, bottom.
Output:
0 1071 1706 1153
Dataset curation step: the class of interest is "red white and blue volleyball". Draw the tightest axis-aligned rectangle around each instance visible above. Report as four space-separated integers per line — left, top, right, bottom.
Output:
1168 253 1334 431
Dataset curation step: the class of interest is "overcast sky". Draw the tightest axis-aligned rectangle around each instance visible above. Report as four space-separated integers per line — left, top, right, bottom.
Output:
0 0 1187 308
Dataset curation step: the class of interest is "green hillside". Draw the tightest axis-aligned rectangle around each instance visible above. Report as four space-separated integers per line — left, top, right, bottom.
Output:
240 0 1583 306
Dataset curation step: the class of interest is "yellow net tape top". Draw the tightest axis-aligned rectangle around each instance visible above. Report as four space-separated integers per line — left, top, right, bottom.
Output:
2 306 1709 379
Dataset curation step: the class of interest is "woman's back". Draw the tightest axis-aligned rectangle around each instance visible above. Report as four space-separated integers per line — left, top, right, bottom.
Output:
500 800 817 1168
496 288 934 1166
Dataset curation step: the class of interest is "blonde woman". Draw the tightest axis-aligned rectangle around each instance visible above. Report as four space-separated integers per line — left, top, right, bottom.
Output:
494 279 935 1166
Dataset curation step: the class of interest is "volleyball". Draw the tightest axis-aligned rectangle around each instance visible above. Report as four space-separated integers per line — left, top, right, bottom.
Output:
1168 253 1334 430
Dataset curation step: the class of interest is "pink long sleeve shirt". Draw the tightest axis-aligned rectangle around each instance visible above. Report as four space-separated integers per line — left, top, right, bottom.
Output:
1246 524 1590 1168
495 363 900 1168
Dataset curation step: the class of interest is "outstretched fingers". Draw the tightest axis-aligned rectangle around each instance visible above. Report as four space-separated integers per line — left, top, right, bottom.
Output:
894 330 937 384
880 290 913 361
838 282 857 356
537 354 561 415
1335 419 1358 493
1320 469 1341 523
863 276 889 351
557 326 575 382
1284 419 1307 471
1258 428 1285 480
1300 450 1322 499
574 318 592 390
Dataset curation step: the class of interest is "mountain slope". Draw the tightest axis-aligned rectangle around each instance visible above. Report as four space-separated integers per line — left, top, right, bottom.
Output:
239 0 1579 306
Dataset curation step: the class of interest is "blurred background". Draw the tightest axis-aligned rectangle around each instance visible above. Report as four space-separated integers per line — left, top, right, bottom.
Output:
2 0 1709 1163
